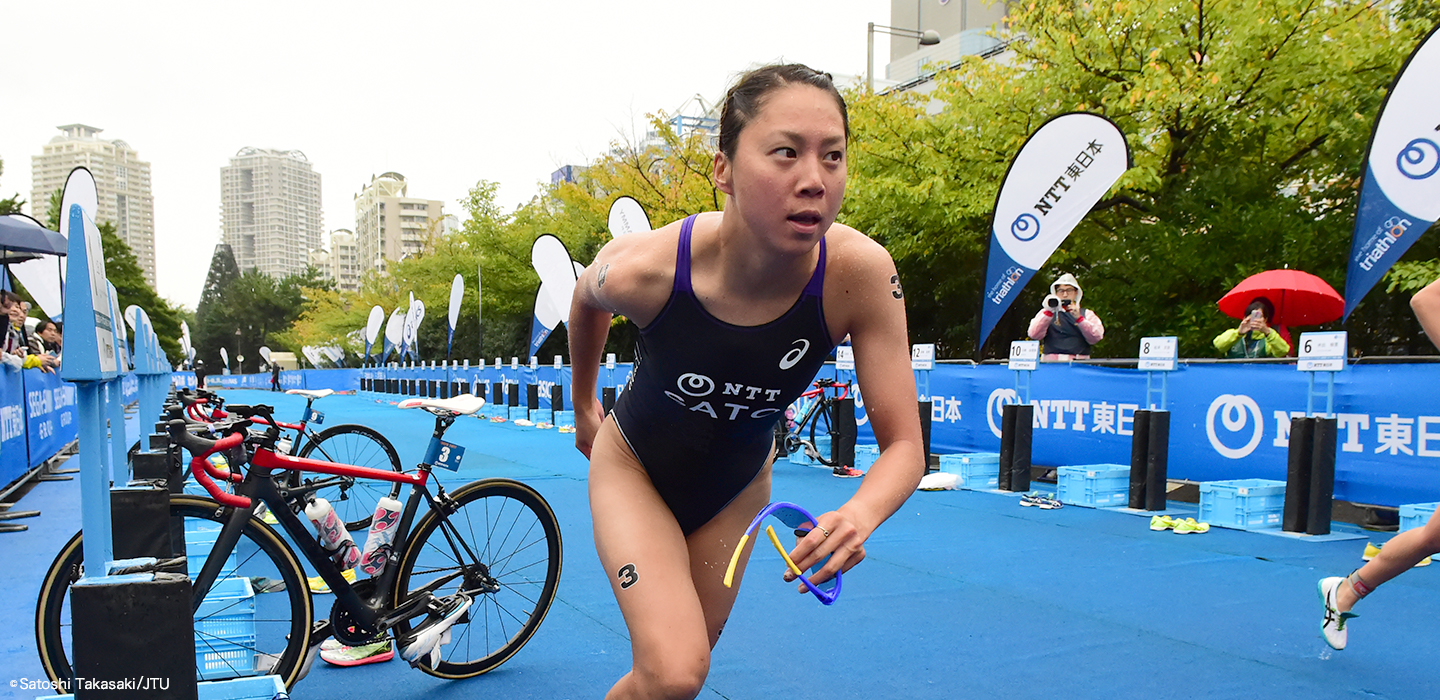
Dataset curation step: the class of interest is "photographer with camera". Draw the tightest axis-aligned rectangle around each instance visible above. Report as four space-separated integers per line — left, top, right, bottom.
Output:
1027 273 1105 360
1213 296 1290 358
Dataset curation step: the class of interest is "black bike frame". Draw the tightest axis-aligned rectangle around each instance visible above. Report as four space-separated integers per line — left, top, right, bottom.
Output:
189 416 472 635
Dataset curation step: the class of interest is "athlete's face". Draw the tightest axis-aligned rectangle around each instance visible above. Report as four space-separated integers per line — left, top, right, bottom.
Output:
714 85 846 249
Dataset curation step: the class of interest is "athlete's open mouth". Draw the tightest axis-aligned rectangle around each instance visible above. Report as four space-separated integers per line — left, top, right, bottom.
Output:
788 212 823 226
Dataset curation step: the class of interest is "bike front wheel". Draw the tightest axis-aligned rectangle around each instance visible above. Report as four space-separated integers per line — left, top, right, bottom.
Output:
35 495 313 690
393 479 562 679
297 424 403 530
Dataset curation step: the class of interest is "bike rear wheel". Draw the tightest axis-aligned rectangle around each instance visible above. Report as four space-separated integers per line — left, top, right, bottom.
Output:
393 479 562 678
297 424 403 530
35 495 313 690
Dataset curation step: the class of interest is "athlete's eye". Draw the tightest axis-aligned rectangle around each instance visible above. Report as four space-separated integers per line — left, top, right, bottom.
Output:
773 147 798 158
824 150 844 163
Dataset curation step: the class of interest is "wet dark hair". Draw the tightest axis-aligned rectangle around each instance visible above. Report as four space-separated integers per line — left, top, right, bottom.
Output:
718 63 849 160
1246 297 1275 322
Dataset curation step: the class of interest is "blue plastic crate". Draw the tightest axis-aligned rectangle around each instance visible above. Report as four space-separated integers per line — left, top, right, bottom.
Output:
1057 464 1130 507
529 408 553 424
787 434 831 466
1199 479 1286 530
1400 502 1440 532
37 673 286 700
186 528 239 580
508 406 528 421
555 410 575 427
194 577 256 680
939 453 1001 490
854 444 879 471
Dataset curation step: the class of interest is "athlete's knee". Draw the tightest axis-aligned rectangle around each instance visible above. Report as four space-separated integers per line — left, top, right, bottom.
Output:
635 653 709 699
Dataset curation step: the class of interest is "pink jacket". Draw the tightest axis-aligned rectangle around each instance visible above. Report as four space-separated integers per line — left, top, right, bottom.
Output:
1027 308 1105 359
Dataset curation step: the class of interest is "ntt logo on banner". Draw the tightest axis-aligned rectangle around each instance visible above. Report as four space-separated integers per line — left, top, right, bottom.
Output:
1010 213 1040 241
1398 138 1440 180
987 266 1026 304
1206 394 1265 459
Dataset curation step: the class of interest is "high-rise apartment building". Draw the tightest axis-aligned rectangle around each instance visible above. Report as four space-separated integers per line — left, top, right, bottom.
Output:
353 172 444 274
31 124 157 286
327 229 361 292
220 148 323 278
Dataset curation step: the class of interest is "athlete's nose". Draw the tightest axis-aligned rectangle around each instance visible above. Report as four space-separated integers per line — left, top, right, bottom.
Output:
796 155 825 198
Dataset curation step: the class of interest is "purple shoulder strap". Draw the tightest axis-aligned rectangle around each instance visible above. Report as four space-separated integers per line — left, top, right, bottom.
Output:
675 214 697 294
803 237 827 297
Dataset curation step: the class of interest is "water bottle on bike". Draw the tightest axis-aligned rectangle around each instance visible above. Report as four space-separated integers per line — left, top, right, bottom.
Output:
359 496 403 576
306 498 361 569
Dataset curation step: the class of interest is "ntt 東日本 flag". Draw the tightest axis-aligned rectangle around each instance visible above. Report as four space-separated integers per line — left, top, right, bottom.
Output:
977 113 1131 351
1343 26 1440 320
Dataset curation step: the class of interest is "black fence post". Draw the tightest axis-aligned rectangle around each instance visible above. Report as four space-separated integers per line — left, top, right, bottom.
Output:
1283 416 1315 533
1307 417 1338 536
1144 411 1170 511
1128 409 1153 510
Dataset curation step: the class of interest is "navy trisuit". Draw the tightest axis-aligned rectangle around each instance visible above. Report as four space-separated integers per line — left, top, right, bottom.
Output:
611 215 836 535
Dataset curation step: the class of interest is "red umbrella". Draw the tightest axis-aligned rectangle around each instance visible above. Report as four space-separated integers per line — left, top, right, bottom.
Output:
1217 269 1344 326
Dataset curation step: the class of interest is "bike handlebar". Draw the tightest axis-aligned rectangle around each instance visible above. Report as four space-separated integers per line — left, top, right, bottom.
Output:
165 420 251 509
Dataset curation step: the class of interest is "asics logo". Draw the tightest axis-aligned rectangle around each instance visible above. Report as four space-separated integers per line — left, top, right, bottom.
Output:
1205 393 1264 459
779 339 810 370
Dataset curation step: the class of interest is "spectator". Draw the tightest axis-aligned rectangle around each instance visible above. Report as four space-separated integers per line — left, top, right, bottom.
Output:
1213 297 1290 358
35 319 62 356
1027 273 1106 360
270 362 281 391
193 359 208 389
1 292 55 372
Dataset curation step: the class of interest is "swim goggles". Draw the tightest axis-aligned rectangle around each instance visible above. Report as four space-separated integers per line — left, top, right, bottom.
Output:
723 501 841 605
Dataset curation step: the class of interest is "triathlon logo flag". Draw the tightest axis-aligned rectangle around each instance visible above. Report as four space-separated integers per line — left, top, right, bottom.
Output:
1343 25 1440 320
978 112 1130 351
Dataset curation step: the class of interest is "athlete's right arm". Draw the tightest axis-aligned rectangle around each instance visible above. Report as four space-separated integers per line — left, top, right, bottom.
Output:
1412 276 1440 353
569 248 620 459
567 231 669 457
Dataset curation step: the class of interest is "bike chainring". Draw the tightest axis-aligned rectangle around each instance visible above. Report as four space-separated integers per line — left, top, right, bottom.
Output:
329 579 385 645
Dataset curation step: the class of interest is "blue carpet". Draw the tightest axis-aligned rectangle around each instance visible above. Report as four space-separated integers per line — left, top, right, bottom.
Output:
3 390 1439 699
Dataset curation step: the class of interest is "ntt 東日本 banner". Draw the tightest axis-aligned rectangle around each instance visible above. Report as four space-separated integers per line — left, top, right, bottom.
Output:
1343 26 1440 319
978 113 1131 350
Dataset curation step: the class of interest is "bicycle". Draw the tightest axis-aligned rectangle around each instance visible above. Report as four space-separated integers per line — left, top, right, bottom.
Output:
172 387 404 530
783 378 851 468
36 394 562 691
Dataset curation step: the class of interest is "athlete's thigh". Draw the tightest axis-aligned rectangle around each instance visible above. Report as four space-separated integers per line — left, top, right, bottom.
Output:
686 455 773 648
589 419 710 666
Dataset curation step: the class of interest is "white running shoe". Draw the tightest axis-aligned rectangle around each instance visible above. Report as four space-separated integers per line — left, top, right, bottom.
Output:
1318 577 1357 650
400 593 473 666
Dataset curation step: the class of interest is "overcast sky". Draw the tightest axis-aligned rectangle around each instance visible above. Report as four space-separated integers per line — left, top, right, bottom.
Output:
0 0 895 310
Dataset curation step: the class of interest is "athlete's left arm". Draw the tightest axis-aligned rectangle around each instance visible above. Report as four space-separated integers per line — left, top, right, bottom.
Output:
790 233 925 586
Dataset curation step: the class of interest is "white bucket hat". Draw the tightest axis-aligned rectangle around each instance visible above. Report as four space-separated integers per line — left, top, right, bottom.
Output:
1050 273 1083 305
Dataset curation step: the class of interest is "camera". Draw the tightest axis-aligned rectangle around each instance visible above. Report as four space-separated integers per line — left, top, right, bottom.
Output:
1044 295 1061 310
1061 299 1073 309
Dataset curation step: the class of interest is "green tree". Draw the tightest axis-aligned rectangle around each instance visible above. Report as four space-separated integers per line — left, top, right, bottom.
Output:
843 0 1436 358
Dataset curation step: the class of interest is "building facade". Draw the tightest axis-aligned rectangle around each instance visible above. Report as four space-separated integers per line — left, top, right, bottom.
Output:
353 172 444 274
327 229 361 292
884 0 1014 90
31 124 157 286
220 148 323 279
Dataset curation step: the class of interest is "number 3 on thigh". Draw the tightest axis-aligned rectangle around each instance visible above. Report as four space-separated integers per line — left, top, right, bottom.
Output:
617 563 639 590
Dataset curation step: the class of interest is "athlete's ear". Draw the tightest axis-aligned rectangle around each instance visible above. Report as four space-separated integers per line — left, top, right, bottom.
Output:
713 152 733 195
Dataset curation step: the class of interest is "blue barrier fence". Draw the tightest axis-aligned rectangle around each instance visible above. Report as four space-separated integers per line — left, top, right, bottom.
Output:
1 367 83 488
168 361 1439 508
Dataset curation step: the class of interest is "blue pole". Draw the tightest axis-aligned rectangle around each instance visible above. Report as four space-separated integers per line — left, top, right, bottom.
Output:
77 383 113 576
